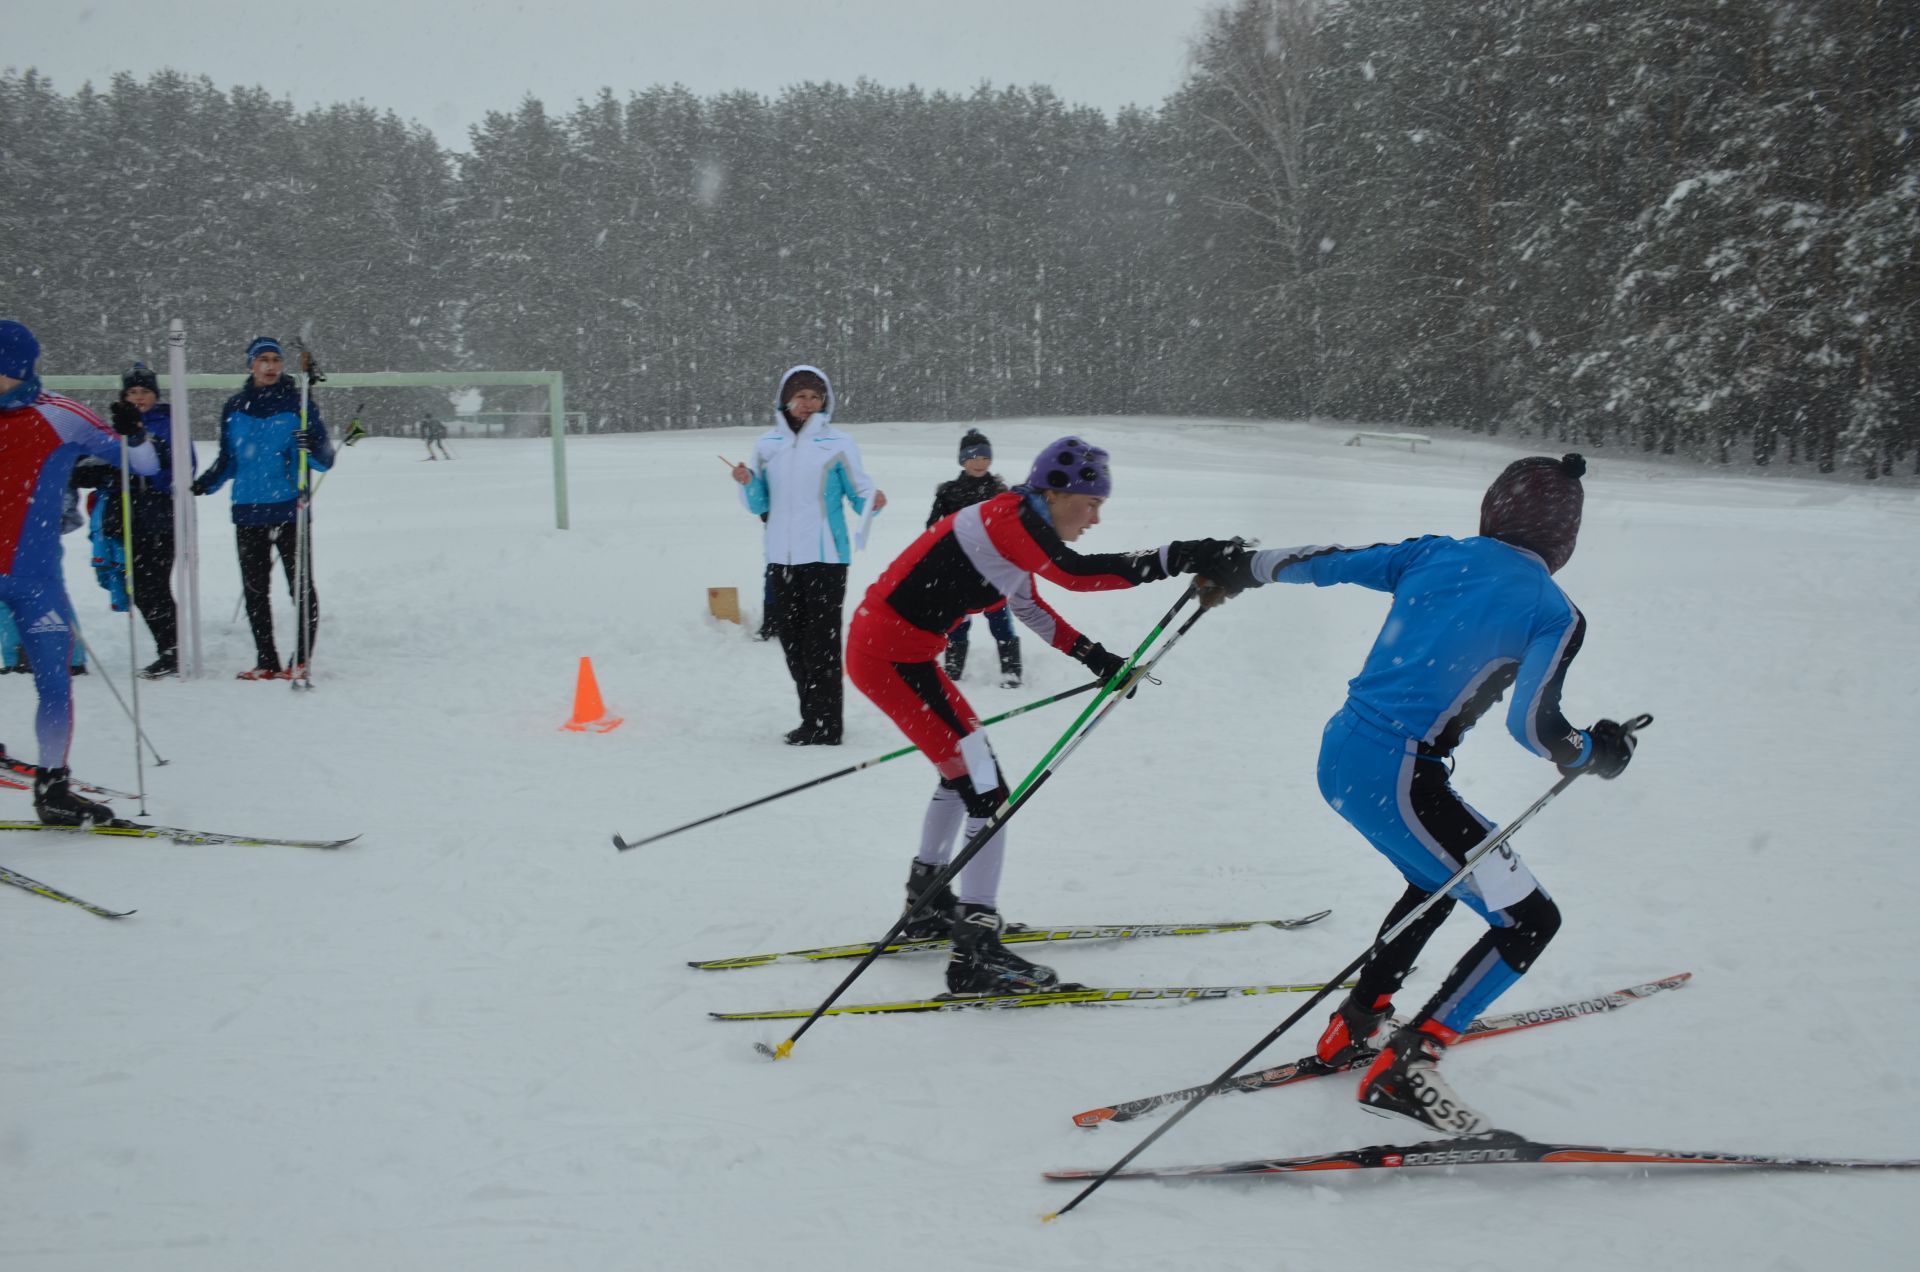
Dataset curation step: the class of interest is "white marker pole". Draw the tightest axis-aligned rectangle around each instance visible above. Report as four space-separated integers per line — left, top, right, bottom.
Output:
166 319 202 679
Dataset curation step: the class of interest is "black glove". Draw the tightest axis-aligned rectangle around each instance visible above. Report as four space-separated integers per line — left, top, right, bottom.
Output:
1167 539 1263 594
1568 719 1636 780
1162 538 1234 576
298 426 321 453
190 474 213 497
1071 636 1128 685
107 400 148 445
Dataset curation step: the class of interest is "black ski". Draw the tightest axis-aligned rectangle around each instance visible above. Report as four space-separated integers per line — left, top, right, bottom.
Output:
1044 1130 1920 1181
1071 973 1692 1127
0 820 357 850
0 863 134 918
690 911 1332 970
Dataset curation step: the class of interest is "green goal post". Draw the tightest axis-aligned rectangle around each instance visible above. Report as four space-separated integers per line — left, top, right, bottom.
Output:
41 370 573 530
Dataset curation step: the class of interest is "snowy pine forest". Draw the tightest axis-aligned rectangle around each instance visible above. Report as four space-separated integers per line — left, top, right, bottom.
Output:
4 0 1917 476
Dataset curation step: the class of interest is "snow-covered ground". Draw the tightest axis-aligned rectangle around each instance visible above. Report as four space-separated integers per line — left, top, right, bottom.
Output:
6 417 1917 1271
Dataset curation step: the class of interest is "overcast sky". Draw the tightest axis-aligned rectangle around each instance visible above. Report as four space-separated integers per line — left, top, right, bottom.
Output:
20 1 1225 151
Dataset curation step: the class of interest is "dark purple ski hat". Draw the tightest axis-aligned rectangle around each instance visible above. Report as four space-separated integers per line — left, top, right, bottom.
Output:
1026 436 1112 498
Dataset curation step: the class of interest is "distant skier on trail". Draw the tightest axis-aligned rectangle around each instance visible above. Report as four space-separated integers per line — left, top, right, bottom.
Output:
1202 453 1640 1138
925 429 1022 687
846 435 1246 994
0 319 158 824
191 336 334 680
422 417 452 460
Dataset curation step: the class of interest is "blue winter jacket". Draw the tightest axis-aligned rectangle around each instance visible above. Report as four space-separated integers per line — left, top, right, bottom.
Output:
195 378 334 525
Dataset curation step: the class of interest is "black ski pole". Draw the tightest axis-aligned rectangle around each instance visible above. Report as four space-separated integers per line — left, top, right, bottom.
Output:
760 585 1207 1061
612 679 1103 852
1044 713 1653 1221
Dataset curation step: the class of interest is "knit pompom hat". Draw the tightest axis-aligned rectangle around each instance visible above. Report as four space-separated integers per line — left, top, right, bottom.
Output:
1480 453 1586 573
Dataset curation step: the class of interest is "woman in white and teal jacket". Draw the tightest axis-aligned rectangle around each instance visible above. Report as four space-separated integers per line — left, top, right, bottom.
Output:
729 365 885 745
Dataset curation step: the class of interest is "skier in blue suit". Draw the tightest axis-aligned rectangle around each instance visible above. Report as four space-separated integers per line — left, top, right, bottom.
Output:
1206 454 1639 1138
191 336 333 679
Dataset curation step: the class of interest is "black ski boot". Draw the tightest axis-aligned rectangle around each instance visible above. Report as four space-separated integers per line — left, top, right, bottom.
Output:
996 638 1023 688
33 767 113 827
139 656 178 680
943 642 967 681
946 903 1060 994
900 860 960 940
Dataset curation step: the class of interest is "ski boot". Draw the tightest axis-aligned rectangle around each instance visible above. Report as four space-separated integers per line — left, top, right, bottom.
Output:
900 859 959 941
139 656 178 680
945 903 1060 994
1315 992 1395 1067
942 642 967 682
33 767 113 827
1356 1020 1495 1138
996 638 1023 688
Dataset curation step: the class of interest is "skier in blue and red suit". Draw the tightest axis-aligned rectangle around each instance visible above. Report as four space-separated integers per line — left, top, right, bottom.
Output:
846 436 1246 995
0 319 158 824
1203 453 1640 1139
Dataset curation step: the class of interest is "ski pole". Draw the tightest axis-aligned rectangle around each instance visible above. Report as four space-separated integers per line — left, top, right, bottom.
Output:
760 585 1206 1061
310 403 363 497
1043 713 1654 1221
291 347 319 691
73 628 170 767
612 679 1104 852
116 434 149 815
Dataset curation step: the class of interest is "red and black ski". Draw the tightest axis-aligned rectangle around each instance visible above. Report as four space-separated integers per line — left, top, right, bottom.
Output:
1072 973 1691 1127
1044 1131 1920 1181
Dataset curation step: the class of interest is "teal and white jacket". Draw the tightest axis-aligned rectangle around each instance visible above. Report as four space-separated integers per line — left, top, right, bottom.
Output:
739 365 878 566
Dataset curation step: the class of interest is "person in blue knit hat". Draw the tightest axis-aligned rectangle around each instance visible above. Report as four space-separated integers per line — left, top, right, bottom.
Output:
0 319 159 823
190 336 334 679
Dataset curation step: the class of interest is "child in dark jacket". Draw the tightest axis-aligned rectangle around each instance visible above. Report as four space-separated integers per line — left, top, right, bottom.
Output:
69 363 191 678
926 430 1020 686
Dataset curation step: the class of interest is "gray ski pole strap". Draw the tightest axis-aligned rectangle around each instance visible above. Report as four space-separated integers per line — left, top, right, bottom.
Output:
610 680 1104 852
1045 711 1653 1221
760 585 1204 1060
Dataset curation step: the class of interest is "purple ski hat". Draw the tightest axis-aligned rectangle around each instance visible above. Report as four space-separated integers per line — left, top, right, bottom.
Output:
1026 436 1112 498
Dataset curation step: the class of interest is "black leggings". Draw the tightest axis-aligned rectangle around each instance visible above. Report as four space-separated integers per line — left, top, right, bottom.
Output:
769 563 846 738
235 522 317 670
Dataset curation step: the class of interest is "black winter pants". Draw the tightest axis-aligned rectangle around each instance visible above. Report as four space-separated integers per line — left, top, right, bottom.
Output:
769 563 846 739
129 518 178 662
235 522 317 670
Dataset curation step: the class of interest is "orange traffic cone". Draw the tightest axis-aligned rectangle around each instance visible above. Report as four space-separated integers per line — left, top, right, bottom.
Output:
561 656 625 733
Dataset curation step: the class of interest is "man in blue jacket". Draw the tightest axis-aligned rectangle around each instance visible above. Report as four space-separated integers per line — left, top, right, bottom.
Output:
191 336 333 679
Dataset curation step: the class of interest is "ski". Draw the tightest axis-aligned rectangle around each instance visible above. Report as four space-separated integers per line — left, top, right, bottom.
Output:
0 820 357 850
690 911 1332 970
710 980 1355 1021
1071 973 1692 1127
1043 1130 1920 1181
0 863 135 918
0 756 138 800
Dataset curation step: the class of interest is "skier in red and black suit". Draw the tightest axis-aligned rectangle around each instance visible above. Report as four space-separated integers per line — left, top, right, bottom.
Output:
846 436 1243 994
